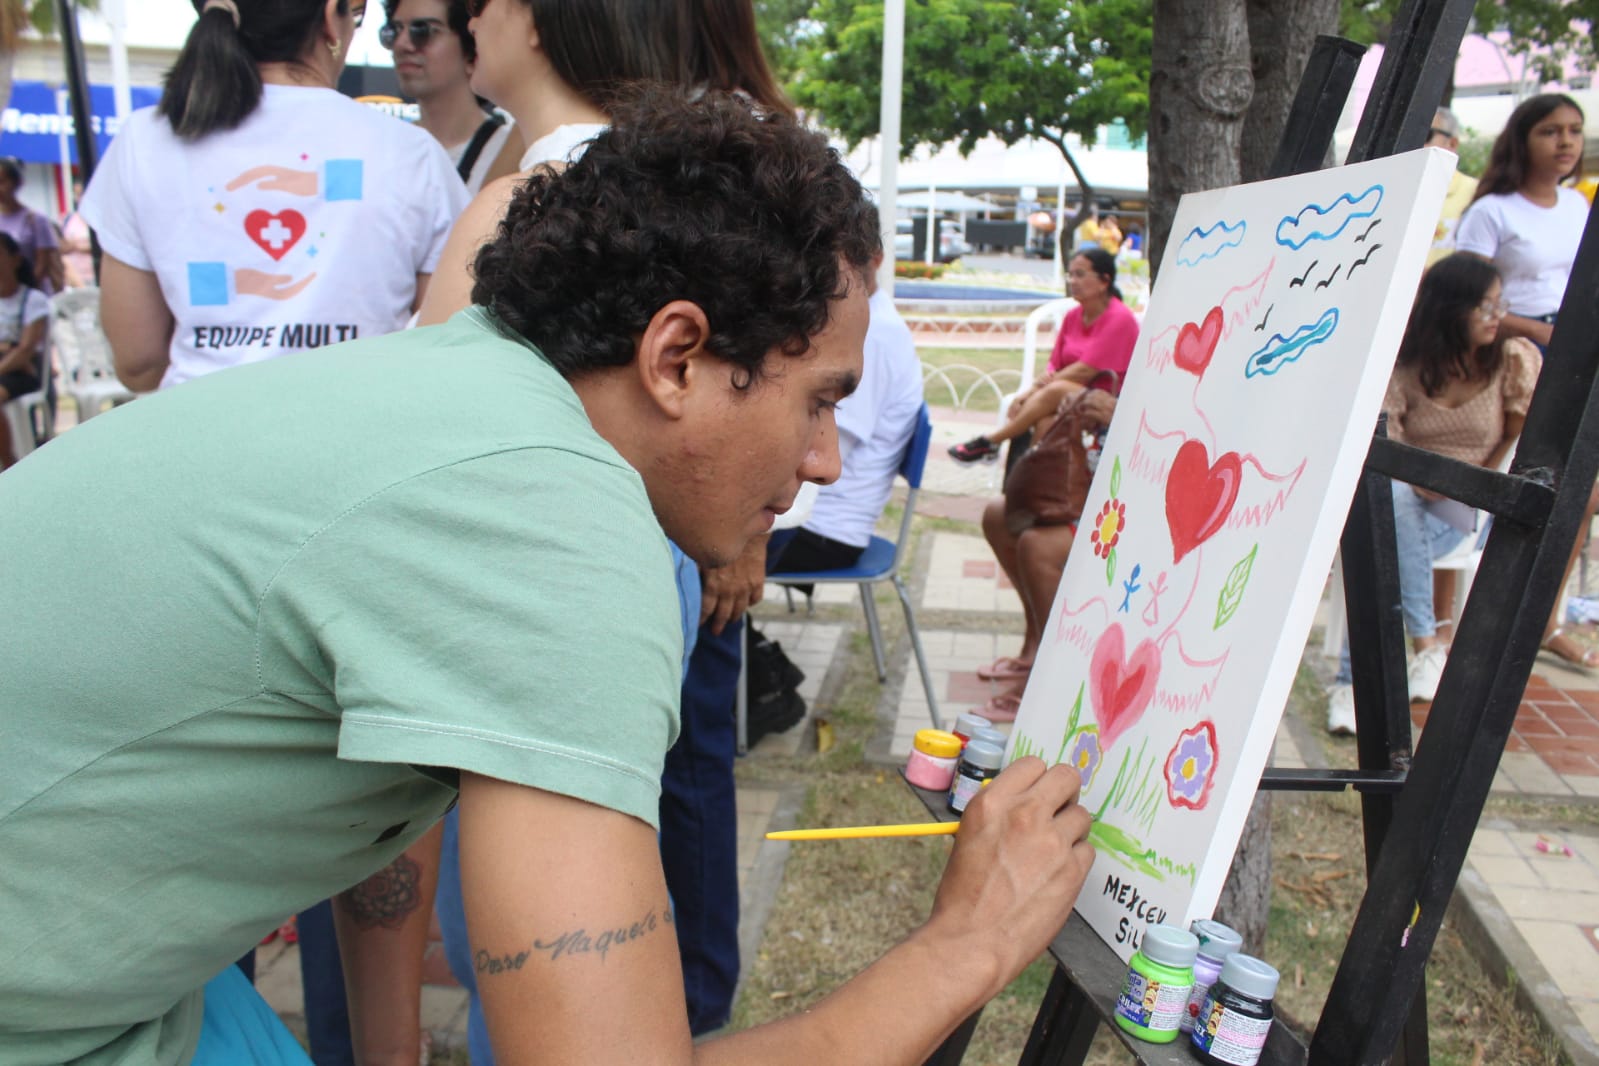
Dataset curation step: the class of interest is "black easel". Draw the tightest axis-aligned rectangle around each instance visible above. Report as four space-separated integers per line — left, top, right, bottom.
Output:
911 0 1599 1059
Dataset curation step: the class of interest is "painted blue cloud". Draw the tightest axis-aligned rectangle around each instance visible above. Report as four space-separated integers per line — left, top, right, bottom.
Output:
1245 308 1339 378
1176 220 1246 266
1275 186 1383 249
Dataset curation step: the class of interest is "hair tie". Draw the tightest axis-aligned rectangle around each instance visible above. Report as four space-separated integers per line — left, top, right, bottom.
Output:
202 0 240 28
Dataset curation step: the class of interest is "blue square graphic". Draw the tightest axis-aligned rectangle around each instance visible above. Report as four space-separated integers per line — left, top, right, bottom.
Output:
188 262 229 306
324 159 363 202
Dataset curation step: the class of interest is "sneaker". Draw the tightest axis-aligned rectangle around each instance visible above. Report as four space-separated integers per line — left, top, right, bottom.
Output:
747 688 806 747
1325 684 1356 736
948 435 1000 463
1407 644 1448 703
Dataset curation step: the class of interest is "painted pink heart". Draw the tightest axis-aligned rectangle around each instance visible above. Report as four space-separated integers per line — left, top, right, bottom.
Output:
1088 623 1161 751
1172 305 1224 377
244 209 307 262
1165 439 1241 564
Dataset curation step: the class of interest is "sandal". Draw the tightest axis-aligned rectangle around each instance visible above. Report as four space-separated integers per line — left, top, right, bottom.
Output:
948 435 1001 464
979 693 1022 723
1541 627 1599 669
977 655 1033 681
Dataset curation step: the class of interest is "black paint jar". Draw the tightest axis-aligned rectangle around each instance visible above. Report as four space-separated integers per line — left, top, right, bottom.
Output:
1188 953 1279 1065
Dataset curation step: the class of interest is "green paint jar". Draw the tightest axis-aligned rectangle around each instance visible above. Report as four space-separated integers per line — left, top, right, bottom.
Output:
1113 923 1199 1043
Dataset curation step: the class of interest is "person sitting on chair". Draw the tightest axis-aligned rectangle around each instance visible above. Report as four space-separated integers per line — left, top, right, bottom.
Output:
0 232 51 470
948 246 1137 464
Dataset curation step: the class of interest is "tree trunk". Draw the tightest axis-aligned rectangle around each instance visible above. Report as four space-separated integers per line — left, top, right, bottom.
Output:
1147 0 1273 955
1240 0 1339 183
1146 0 1253 275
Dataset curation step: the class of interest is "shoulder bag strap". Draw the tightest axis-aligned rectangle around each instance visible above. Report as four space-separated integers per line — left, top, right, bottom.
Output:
456 112 508 184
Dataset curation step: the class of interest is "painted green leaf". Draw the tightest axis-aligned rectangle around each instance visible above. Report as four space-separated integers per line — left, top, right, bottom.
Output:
1105 546 1116 585
1056 684 1085 762
1110 455 1123 496
1214 544 1259 629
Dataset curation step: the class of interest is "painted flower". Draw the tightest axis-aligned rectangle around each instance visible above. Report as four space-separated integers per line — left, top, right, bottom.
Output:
1164 720 1218 809
1090 498 1127 559
1065 727 1103 790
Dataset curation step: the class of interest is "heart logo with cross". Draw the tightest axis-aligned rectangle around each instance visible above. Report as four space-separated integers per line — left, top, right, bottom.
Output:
244 209 307 261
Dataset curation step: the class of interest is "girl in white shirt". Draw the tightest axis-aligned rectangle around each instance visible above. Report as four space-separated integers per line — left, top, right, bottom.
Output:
1456 93 1587 352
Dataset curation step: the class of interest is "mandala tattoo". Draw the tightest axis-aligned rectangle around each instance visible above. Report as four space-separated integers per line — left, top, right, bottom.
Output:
339 854 422 930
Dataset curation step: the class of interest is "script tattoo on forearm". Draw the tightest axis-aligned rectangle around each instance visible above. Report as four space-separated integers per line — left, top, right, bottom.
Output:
475 907 674 976
338 854 422 930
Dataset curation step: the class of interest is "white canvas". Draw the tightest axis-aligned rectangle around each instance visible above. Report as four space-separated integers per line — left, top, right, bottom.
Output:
1005 148 1456 960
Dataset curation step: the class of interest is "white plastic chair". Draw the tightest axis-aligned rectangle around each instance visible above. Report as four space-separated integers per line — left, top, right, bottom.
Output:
989 297 1074 488
52 287 133 422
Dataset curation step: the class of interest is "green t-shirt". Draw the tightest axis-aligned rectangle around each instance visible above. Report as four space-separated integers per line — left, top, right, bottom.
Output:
0 308 683 1065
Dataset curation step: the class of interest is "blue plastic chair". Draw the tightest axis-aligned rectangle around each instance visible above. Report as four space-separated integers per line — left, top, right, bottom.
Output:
738 405 940 749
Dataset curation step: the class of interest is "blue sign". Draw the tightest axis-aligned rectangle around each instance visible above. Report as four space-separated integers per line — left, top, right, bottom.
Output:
0 81 162 165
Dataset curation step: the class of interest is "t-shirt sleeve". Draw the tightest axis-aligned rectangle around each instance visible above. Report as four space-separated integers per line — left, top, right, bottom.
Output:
1500 338 1542 418
31 211 57 252
22 288 49 325
1382 373 1410 446
416 139 470 275
1099 303 1140 375
263 447 683 828
1453 198 1501 260
78 120 150 271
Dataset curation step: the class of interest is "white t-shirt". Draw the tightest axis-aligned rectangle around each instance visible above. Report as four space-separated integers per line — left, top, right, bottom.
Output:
446 115 515 197
0 286 49 345
806 287 924 548
1455 187 1589 317
81 85 468 389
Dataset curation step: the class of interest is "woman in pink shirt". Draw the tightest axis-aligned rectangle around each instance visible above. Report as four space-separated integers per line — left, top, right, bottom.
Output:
949 246 1139 462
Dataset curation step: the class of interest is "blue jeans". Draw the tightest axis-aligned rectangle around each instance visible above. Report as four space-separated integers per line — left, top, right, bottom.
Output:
1336 479 1470 683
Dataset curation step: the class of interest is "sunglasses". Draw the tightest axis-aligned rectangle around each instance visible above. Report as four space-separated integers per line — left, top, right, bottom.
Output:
379 17 448 49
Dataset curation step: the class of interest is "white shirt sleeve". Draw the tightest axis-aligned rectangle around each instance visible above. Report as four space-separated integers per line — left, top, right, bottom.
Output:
77 117 150 271
23 288 50 325
416 139 470 275
1453 197 1502 260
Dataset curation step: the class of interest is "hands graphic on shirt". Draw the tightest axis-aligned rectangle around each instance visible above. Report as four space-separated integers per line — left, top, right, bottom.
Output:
226 165 319 197
235 269 318 301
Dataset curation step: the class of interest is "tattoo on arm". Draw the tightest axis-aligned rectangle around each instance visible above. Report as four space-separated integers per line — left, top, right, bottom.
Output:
338 854 422 930
476 907 674 976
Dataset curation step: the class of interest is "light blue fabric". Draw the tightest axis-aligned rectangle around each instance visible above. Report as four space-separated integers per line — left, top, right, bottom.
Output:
1335 479 1469 683
193 965 313 1066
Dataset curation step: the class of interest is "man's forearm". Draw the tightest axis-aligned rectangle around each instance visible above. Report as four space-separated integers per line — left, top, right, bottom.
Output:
334 822 443 1066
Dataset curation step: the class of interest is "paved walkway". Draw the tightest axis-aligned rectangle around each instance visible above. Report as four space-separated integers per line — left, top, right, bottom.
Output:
259 407 1599 1064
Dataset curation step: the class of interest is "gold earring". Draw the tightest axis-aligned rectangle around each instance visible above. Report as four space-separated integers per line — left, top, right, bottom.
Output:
328 38 340 58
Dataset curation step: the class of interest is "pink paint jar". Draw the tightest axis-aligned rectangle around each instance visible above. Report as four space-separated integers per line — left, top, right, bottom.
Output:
905 729 962 791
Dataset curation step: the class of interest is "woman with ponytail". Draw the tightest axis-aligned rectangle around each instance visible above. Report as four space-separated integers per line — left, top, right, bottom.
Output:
79 0 467 393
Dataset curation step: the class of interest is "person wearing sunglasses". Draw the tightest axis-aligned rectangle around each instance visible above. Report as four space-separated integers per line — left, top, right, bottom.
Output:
380 0 522 195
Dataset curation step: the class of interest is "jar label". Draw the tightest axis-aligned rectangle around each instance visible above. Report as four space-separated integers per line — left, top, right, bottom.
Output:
1180 979 1215 1032
1115 969 1190 1032
1190 997 1271 1064
949 772 984 812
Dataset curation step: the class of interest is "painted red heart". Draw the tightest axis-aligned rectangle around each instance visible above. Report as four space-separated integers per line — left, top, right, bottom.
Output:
1088 623 1161 751
1173 305 1224 377
1165 439 1241 564
244 209 307 262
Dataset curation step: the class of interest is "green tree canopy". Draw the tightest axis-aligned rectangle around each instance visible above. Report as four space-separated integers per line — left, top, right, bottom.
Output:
778 0 1151 220
1341 0 1597 82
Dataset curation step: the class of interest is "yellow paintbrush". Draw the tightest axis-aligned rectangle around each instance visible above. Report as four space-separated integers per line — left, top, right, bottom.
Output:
766 821 960 841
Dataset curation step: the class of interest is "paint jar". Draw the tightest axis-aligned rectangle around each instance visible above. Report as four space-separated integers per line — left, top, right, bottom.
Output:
971 726 1009 751
947 740 1004 814
905 729 962 791
1113 923 1199 1043
1180 919 1244 1033
1188 954 1279 1065
951 713 992 746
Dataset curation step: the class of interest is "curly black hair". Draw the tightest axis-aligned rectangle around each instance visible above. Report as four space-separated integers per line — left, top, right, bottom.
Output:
470 88 880 385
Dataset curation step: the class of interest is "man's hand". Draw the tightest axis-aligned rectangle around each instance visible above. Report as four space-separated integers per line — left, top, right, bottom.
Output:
923 758 1095 994
700 534 768 635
